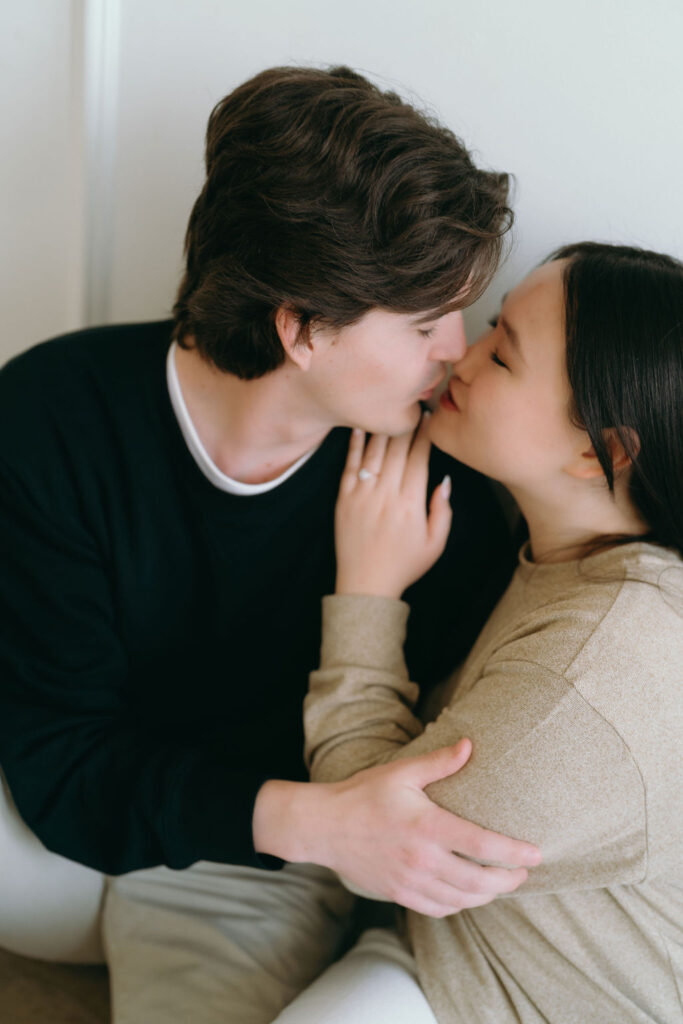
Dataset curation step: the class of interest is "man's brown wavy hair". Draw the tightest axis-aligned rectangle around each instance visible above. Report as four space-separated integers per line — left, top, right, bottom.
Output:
173 65 513 378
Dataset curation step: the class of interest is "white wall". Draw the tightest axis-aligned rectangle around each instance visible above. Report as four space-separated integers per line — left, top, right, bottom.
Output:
2 0 682 365
1 2 85 363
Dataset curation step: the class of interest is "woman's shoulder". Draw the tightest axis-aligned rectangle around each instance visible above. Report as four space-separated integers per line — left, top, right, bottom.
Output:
563 542 682 709
478 541 681 695
564 541 682 662
462 542 682 877
512 540 682 628
594 539 683 588
566 544 683 878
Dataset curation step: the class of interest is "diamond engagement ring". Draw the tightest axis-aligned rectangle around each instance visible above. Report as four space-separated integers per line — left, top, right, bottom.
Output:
358 468 376 481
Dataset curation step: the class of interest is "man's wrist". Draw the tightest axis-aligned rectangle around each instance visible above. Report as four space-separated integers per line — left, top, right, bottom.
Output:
252 778 332 865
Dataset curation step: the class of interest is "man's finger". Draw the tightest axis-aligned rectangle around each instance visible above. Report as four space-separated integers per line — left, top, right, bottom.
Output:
393 892 458 918
393 877 470 916
434 810 542 868
432 851 529 895
400 739 473 788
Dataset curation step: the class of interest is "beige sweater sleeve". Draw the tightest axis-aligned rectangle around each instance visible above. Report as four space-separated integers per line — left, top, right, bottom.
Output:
304 595 648 894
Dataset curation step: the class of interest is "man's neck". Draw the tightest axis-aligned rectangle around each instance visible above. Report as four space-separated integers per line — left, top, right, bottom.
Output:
509 475 648 564
173 343 333 485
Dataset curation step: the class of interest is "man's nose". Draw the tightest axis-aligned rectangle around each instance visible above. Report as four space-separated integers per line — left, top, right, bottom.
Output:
431 311 467 362
452 332 487 384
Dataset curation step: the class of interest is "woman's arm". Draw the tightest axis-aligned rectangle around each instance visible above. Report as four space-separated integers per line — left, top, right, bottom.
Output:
305 421 647 894
305 594 647 895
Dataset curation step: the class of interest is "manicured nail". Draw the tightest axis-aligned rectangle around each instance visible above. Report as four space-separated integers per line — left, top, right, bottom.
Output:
352 427 363 437
440 475 451 499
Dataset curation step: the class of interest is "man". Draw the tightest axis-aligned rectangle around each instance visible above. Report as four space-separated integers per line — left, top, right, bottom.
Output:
0 66 539 1022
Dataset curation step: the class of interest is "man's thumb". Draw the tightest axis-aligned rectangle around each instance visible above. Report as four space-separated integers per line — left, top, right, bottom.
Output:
407 738 472 789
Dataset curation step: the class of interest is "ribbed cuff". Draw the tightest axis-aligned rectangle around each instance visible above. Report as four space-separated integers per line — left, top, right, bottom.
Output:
167 754 283 871
320 595 410 677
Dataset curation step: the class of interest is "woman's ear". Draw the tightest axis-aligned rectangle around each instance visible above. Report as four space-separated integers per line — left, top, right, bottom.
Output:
565 427 640 480
275 306 314 371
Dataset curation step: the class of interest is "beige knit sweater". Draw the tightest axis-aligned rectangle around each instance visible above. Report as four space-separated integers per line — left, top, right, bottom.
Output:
304 542 683 1024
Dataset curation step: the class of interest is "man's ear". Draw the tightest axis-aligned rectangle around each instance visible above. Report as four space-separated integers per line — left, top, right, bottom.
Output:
275 306 313 371
565 427 640 480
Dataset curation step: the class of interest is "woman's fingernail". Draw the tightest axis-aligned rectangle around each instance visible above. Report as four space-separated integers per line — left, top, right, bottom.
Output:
352 427 363 437
441 475 451 499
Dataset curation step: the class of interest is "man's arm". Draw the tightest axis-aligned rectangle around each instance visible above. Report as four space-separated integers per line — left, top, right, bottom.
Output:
0 457 274 875
252 742 540 917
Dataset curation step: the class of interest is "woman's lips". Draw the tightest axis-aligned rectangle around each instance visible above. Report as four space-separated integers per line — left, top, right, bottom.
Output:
439 387 459 411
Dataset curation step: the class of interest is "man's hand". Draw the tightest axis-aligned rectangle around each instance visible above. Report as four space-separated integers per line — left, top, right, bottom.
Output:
253 739 541 918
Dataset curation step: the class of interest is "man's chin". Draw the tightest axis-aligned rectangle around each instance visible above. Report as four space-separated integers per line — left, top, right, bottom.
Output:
352 403 422 438
400 401 425 431
427 411 459 458
389 405 423 436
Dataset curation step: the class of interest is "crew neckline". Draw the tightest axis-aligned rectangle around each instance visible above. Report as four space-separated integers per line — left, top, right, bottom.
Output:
166 341 320 496
516 537 675 582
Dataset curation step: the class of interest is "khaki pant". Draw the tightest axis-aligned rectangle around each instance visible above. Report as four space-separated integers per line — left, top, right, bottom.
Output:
104 860 356 1024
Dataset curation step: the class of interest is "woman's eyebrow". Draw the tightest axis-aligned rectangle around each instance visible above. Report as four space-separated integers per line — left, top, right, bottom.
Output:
497 291 527 364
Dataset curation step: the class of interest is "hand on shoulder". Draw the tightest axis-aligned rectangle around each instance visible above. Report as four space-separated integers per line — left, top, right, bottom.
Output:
335 414 453 599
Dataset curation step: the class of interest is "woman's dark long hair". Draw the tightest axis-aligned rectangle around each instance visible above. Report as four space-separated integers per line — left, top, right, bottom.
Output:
546 242 683 559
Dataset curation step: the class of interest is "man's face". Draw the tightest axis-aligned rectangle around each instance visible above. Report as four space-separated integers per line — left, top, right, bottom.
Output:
305 308 467 435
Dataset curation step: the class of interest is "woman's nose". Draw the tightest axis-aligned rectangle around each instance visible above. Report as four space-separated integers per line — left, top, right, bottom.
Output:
451 333 485 383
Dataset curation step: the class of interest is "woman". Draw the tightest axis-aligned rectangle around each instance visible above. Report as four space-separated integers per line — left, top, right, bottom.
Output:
275 243 683 1023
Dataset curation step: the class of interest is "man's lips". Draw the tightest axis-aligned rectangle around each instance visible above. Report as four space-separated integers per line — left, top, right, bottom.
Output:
419 374 446 400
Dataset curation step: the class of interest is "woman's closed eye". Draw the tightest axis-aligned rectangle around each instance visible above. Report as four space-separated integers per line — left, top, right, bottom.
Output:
490 349 508 369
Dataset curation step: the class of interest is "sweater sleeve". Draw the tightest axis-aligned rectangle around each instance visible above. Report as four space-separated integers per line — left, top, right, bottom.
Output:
0 459 280 875
304 595 647 894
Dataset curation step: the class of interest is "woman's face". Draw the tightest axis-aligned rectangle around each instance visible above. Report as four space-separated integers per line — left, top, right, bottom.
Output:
428 259 589 488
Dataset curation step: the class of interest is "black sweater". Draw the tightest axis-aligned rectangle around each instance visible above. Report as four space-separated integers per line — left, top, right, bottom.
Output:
0 321 515 875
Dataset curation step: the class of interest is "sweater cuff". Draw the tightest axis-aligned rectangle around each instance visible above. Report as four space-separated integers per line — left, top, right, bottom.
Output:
167 757 286 872
320 595 410 677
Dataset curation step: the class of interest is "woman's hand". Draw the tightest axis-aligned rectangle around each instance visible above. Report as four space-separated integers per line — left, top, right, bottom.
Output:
335 413 453 599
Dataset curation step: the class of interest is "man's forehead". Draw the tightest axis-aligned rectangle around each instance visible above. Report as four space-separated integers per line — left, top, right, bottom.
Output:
408 277 474 325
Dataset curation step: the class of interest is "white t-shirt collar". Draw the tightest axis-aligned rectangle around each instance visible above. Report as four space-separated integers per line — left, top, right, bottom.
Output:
166 341 319 495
